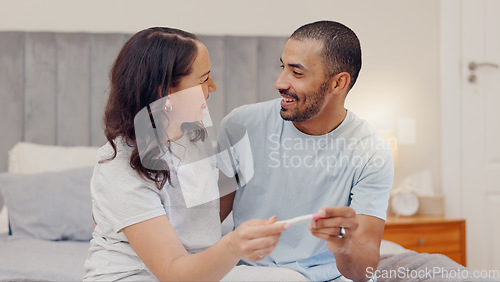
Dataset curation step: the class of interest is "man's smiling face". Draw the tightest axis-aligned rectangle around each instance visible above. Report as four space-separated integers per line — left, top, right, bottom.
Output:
275 39 330 122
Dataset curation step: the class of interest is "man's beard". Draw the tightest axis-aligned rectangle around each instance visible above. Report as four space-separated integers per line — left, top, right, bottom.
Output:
280 81 329 122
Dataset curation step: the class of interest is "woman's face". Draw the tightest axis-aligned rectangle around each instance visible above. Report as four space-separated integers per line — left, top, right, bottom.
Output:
167 43 217 123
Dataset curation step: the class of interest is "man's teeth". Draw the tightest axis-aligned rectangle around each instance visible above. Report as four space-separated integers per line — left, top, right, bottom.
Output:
283 98 295 102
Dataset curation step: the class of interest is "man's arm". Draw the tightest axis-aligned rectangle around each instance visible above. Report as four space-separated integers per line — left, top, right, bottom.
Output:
219 170 237 222
220 191 235 222
309 207 384 281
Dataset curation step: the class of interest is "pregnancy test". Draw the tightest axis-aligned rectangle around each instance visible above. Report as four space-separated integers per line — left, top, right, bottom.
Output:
275 214 314 227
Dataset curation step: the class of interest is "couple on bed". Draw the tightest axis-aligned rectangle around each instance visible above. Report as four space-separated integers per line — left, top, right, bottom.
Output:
83 21 393 281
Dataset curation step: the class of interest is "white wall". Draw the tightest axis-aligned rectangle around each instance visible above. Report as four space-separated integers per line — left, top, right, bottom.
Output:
0 0 442 191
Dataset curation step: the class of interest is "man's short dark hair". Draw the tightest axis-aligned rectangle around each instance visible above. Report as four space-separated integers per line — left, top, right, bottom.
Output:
290 21 362 91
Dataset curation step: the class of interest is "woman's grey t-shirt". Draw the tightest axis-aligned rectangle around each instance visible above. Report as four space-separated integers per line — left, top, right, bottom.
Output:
84 136 221 281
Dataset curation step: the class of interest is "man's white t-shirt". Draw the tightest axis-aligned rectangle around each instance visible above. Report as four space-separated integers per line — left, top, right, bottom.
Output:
218 99 394 281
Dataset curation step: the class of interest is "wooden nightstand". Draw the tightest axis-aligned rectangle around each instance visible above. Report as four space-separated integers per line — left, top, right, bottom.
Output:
383 215 466 266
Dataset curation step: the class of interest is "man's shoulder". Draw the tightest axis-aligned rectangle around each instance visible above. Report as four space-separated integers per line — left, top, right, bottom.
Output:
222 98 281 126
340 111 391 155
343 111 382 140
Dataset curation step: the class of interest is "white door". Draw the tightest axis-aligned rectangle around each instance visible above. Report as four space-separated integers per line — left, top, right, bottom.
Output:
461 0 500 271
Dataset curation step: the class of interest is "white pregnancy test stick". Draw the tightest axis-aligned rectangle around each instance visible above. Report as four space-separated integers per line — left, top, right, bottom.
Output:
275 214 314 227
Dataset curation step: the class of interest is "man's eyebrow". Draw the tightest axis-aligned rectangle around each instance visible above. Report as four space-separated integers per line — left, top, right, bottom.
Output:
280 57 305 70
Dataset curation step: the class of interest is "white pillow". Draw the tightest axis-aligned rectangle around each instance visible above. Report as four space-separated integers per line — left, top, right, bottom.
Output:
8 142 100 174
0 142 100 234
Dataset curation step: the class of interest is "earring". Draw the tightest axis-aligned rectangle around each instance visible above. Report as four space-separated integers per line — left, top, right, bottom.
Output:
164 105 173 112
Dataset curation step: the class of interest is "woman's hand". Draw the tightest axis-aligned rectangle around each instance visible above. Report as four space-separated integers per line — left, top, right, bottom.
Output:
226 216 289 261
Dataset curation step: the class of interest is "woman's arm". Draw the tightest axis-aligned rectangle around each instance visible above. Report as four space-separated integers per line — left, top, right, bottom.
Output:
123 214 287 281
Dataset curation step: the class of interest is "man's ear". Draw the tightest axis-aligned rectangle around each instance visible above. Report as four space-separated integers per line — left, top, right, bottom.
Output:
328 72 351 95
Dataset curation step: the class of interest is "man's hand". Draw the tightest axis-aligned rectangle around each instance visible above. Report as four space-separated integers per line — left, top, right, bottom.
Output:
309 207 384 281
308 206 358 254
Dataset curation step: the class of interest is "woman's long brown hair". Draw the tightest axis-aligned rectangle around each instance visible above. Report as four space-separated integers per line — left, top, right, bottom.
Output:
102 27 200 189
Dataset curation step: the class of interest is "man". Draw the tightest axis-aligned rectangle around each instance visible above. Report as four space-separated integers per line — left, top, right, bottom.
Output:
218 21 393 281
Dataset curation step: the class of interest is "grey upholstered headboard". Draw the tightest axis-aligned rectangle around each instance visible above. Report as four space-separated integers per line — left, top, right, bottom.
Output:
0 32 287 172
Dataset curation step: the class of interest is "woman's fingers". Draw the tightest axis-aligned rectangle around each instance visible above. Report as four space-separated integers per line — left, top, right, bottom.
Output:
234 218 287 261
239 219 289 239
247 234 280 250
244 234 281 261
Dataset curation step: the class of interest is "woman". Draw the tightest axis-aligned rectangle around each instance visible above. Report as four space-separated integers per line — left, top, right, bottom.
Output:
83 27 298 281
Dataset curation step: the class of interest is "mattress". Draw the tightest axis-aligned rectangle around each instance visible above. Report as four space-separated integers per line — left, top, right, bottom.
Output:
0 233 89 281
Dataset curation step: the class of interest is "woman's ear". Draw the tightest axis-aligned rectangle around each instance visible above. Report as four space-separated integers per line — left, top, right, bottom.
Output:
158 86 164 99
164 96 173 112
158 85 173 98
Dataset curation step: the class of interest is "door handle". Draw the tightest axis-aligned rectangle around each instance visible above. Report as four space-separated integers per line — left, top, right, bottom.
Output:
468 61 499 83
469 62 499 71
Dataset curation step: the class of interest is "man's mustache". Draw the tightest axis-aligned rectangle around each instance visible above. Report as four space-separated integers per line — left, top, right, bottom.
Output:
278 89 299 101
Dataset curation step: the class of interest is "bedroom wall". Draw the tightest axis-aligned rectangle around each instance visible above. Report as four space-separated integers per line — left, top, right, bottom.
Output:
0 0 441 191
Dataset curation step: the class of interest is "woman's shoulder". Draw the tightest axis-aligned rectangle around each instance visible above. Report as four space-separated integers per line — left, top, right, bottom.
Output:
96 137 134 161
94 138 147 186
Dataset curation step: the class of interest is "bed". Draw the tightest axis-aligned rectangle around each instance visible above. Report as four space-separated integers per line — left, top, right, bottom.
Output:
0 142 96 280
1 142 496 281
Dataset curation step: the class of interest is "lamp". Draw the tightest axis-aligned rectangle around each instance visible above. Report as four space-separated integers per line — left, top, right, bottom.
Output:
379 130 398 169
